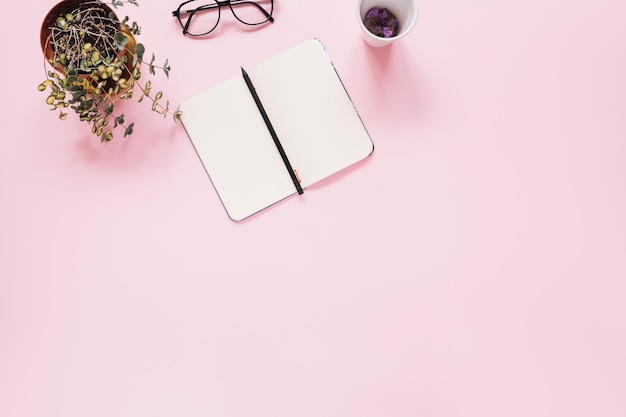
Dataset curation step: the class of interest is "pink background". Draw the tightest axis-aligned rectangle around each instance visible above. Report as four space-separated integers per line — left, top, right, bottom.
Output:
2 0 626 416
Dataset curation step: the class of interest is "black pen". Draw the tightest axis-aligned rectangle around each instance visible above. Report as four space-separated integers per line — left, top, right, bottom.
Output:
241 67 304 195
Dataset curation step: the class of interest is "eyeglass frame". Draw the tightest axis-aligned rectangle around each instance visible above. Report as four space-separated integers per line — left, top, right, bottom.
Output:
172 0 275 36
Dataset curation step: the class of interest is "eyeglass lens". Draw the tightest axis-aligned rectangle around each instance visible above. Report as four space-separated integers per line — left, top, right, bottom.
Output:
176 0 274 36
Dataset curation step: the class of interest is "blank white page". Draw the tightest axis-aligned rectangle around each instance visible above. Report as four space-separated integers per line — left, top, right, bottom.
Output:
179 76 296 221
250 39 374 188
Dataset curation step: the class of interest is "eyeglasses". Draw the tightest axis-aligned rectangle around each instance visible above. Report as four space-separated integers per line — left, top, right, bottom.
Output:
172 0 274 36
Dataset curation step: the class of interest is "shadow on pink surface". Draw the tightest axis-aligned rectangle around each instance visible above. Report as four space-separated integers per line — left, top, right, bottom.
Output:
348 39 428 130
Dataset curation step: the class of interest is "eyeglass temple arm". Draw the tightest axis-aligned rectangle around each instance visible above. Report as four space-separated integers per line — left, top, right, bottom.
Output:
173 3 219 17
235 1 274 21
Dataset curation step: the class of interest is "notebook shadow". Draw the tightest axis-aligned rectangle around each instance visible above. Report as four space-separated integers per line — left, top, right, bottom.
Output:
302 154 375 192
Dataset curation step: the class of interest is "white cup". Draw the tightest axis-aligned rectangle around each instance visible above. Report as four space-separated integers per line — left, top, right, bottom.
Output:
356 0 419 47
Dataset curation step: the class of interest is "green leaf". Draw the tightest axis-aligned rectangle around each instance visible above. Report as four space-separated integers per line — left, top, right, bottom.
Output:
124 123 135 137
134 44 145 67
72 90 86 101
149 54 156 75
101 131 113 142
38 81 51 91
56 17 68 30
120 88 134 100
114 32 129 50
163 59 170 78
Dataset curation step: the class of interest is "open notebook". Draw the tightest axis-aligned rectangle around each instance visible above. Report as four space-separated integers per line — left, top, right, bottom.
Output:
179 39 374 221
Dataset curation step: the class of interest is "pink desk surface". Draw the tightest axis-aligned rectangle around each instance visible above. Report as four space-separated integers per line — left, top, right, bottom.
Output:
1 1 626 416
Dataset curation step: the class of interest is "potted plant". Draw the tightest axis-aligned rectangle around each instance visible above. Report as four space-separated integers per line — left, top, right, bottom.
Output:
39 0 181 142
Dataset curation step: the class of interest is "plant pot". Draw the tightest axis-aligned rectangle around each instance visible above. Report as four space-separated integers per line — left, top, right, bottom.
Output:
38 0 179 142
40 0 137 85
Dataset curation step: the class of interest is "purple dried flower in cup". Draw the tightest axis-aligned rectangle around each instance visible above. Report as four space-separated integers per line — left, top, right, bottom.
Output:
366 8 380 20
363 7 399 38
